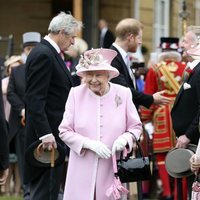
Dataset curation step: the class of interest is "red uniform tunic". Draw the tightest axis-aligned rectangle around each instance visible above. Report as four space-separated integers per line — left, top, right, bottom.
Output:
141 60 186 153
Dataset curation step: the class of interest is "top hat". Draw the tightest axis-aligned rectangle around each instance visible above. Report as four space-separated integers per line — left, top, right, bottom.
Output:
165 144 197 178
25 140 66 168
76 48 119 80
22 32 41 48
160 37 179 51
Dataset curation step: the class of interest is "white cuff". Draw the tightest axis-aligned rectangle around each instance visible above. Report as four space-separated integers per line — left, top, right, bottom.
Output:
39 133 53 140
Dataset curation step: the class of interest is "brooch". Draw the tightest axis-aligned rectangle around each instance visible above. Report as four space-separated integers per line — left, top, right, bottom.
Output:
115 94 122 107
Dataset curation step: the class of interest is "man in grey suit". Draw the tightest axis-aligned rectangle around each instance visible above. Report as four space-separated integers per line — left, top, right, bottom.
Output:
7 32 41 183
24 12 82 200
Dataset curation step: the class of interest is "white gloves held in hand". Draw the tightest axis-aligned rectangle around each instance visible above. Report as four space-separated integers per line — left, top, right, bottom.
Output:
190 154 200 174
112 132 134 154
83 139 111 159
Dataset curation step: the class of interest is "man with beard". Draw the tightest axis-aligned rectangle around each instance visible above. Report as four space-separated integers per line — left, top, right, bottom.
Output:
110 18 170 109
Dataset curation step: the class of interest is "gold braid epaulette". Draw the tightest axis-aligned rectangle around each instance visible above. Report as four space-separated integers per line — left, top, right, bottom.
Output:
153 61 180 94
152 61 167 71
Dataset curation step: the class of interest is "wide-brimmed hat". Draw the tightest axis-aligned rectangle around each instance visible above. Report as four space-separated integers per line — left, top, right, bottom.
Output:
22 32 41 48
4 55 22 67
25 140 66 168
165 144 197 178
76 48 119 80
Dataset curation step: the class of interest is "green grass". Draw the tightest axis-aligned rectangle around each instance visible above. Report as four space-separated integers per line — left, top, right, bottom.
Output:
0 196 22 200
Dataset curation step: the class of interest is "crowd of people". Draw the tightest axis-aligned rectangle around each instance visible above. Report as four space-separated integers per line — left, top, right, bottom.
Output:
0 11 200 200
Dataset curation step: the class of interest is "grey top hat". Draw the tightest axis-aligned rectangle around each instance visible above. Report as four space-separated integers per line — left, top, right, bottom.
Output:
22 32 41 47
165 144 197 178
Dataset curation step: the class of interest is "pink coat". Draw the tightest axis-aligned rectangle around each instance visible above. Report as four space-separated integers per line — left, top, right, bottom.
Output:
59 83 142 200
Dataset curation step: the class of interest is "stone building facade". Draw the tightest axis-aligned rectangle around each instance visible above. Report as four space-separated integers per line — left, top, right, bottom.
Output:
0 0 198 60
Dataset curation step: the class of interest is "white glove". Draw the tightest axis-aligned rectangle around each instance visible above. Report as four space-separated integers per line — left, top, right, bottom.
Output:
112 132 134 154
144 122 154 139
83 139 111 159
190 154 200 174
40 134 57 150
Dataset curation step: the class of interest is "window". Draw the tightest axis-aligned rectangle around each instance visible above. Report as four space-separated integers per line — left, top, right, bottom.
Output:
153 0 170 51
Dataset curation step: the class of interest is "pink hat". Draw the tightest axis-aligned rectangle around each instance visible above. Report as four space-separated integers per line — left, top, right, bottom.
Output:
76 48 119 80
187 43 200 59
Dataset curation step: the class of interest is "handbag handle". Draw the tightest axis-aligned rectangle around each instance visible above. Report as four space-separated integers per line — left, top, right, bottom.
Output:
112 154 118 175
119 132 146 161
112 133 146 175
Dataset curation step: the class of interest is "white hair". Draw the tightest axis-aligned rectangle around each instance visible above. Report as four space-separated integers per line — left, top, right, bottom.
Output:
48 11 82 35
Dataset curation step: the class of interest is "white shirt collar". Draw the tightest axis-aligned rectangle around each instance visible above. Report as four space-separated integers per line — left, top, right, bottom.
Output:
112 43 128 64
187 60 200 70
44 35 60 53
101 27 108 36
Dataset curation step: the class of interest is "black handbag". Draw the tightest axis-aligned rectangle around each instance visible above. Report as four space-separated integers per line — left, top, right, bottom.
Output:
116 139 152 183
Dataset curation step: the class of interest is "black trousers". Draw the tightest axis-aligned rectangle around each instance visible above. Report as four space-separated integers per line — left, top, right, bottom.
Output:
30 163 64 200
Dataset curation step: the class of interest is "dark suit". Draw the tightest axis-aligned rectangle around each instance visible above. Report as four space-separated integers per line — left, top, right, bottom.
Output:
171 62 200 145
7 64 26 183
25 39 73 199
7 65 25 141
171 62 200 200
110 45 153 109
100 29 115 48
0 70 9 171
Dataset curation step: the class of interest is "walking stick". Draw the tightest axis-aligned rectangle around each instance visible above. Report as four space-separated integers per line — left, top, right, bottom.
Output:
36 144 55 200
49 146 55 200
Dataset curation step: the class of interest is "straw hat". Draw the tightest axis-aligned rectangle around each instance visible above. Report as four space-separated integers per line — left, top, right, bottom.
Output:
76 48 119 80
165 144 197 178
4 55 22 67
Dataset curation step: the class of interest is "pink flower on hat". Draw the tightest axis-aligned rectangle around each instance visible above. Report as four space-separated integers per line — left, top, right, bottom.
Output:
76 48 119 80
78 50 103 69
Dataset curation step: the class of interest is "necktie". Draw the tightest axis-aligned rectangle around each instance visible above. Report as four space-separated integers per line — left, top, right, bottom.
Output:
100 31 104 47
59 51 65 61
183 63 191 82
126 55 136 88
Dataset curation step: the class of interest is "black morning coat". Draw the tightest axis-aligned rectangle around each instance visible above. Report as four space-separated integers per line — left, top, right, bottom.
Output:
24 39 73 183
0 70 9 170
110 45 153 109
171 62 200 145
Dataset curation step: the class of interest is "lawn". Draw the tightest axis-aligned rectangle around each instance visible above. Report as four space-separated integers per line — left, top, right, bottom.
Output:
0 196 22 200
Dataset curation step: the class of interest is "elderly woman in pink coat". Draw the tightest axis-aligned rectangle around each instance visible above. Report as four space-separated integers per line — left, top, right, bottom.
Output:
58 48 142 200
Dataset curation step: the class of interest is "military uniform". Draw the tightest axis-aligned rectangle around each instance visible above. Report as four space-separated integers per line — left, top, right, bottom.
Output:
141 37 186 200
